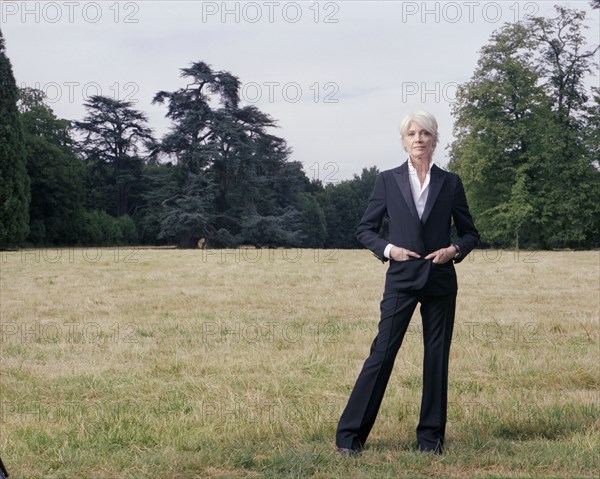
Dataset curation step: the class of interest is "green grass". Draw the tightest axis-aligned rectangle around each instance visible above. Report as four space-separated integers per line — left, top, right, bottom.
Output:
0 248 598 478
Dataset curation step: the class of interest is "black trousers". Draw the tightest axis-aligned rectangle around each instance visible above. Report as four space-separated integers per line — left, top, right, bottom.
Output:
336 290 456 452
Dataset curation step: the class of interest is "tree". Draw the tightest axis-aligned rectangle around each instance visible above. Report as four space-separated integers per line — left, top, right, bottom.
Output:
583 89 600 245
240 206 303 248
19 88 85 245
527 7 600 247
532 8 598 130
156 172 215 248
449 6 599 248
154 61 305 247
584 87 600 171
482 167 535 250
133 162 181 244
75 95 154 218
449 22 550 246
298 191 327 248
319 166 380 248
0 28 30 245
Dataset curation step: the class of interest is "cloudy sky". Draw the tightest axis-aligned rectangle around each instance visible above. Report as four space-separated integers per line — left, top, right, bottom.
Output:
2 1 598 181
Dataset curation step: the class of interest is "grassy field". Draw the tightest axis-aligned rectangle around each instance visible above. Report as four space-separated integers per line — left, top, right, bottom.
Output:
0 248 598 478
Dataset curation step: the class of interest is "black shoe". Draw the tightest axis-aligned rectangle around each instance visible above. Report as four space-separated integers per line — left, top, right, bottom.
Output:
419 444 443 455
420 448 442 455
0 455 8 478
337 447 360 457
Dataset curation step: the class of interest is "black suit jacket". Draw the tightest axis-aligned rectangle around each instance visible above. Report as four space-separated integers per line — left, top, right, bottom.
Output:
357 161 479 295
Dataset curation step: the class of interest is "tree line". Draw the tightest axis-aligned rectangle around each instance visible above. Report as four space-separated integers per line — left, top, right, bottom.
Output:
449 5 599 249
1 6 598 250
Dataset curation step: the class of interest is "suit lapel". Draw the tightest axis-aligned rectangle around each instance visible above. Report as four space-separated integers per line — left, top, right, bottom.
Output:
421 164 446 224
393 161 420 221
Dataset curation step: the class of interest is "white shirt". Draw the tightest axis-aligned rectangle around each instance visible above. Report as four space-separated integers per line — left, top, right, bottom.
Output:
383 160 431 259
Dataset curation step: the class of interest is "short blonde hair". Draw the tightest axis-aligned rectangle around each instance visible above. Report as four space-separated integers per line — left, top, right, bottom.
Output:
399 110 439 152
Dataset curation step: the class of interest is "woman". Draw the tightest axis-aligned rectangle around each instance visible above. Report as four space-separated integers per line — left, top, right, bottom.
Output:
336 110 479 455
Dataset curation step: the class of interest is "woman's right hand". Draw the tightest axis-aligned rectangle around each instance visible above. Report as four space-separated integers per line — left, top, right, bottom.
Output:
389 246 421 261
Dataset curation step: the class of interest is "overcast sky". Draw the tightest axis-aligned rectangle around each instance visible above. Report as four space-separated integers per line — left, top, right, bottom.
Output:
2 1 598 181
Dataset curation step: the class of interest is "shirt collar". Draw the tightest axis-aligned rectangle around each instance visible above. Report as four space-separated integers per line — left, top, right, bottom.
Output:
407 159 432 175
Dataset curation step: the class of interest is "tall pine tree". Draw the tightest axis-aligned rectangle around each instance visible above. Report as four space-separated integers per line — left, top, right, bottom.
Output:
0 28 30 246
153 61 306 247
75 96 153 218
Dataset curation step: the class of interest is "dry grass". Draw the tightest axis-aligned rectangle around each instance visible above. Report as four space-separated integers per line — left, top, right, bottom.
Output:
0 248 598 478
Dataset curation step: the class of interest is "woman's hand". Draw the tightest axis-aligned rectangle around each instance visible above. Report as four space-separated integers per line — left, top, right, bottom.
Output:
424 246 458 264
389 246 421 261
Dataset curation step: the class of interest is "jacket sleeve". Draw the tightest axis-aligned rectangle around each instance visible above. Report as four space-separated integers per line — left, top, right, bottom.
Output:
356 172 391 263
452 175 479 263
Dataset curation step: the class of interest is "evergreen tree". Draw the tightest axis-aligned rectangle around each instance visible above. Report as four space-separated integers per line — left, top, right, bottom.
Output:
154 61 305 247
0 28 30 245
156 172 215 248
134 162 182 244
319 166 379 248
298 191 327 248
75 95 154 218
19 88 85 245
